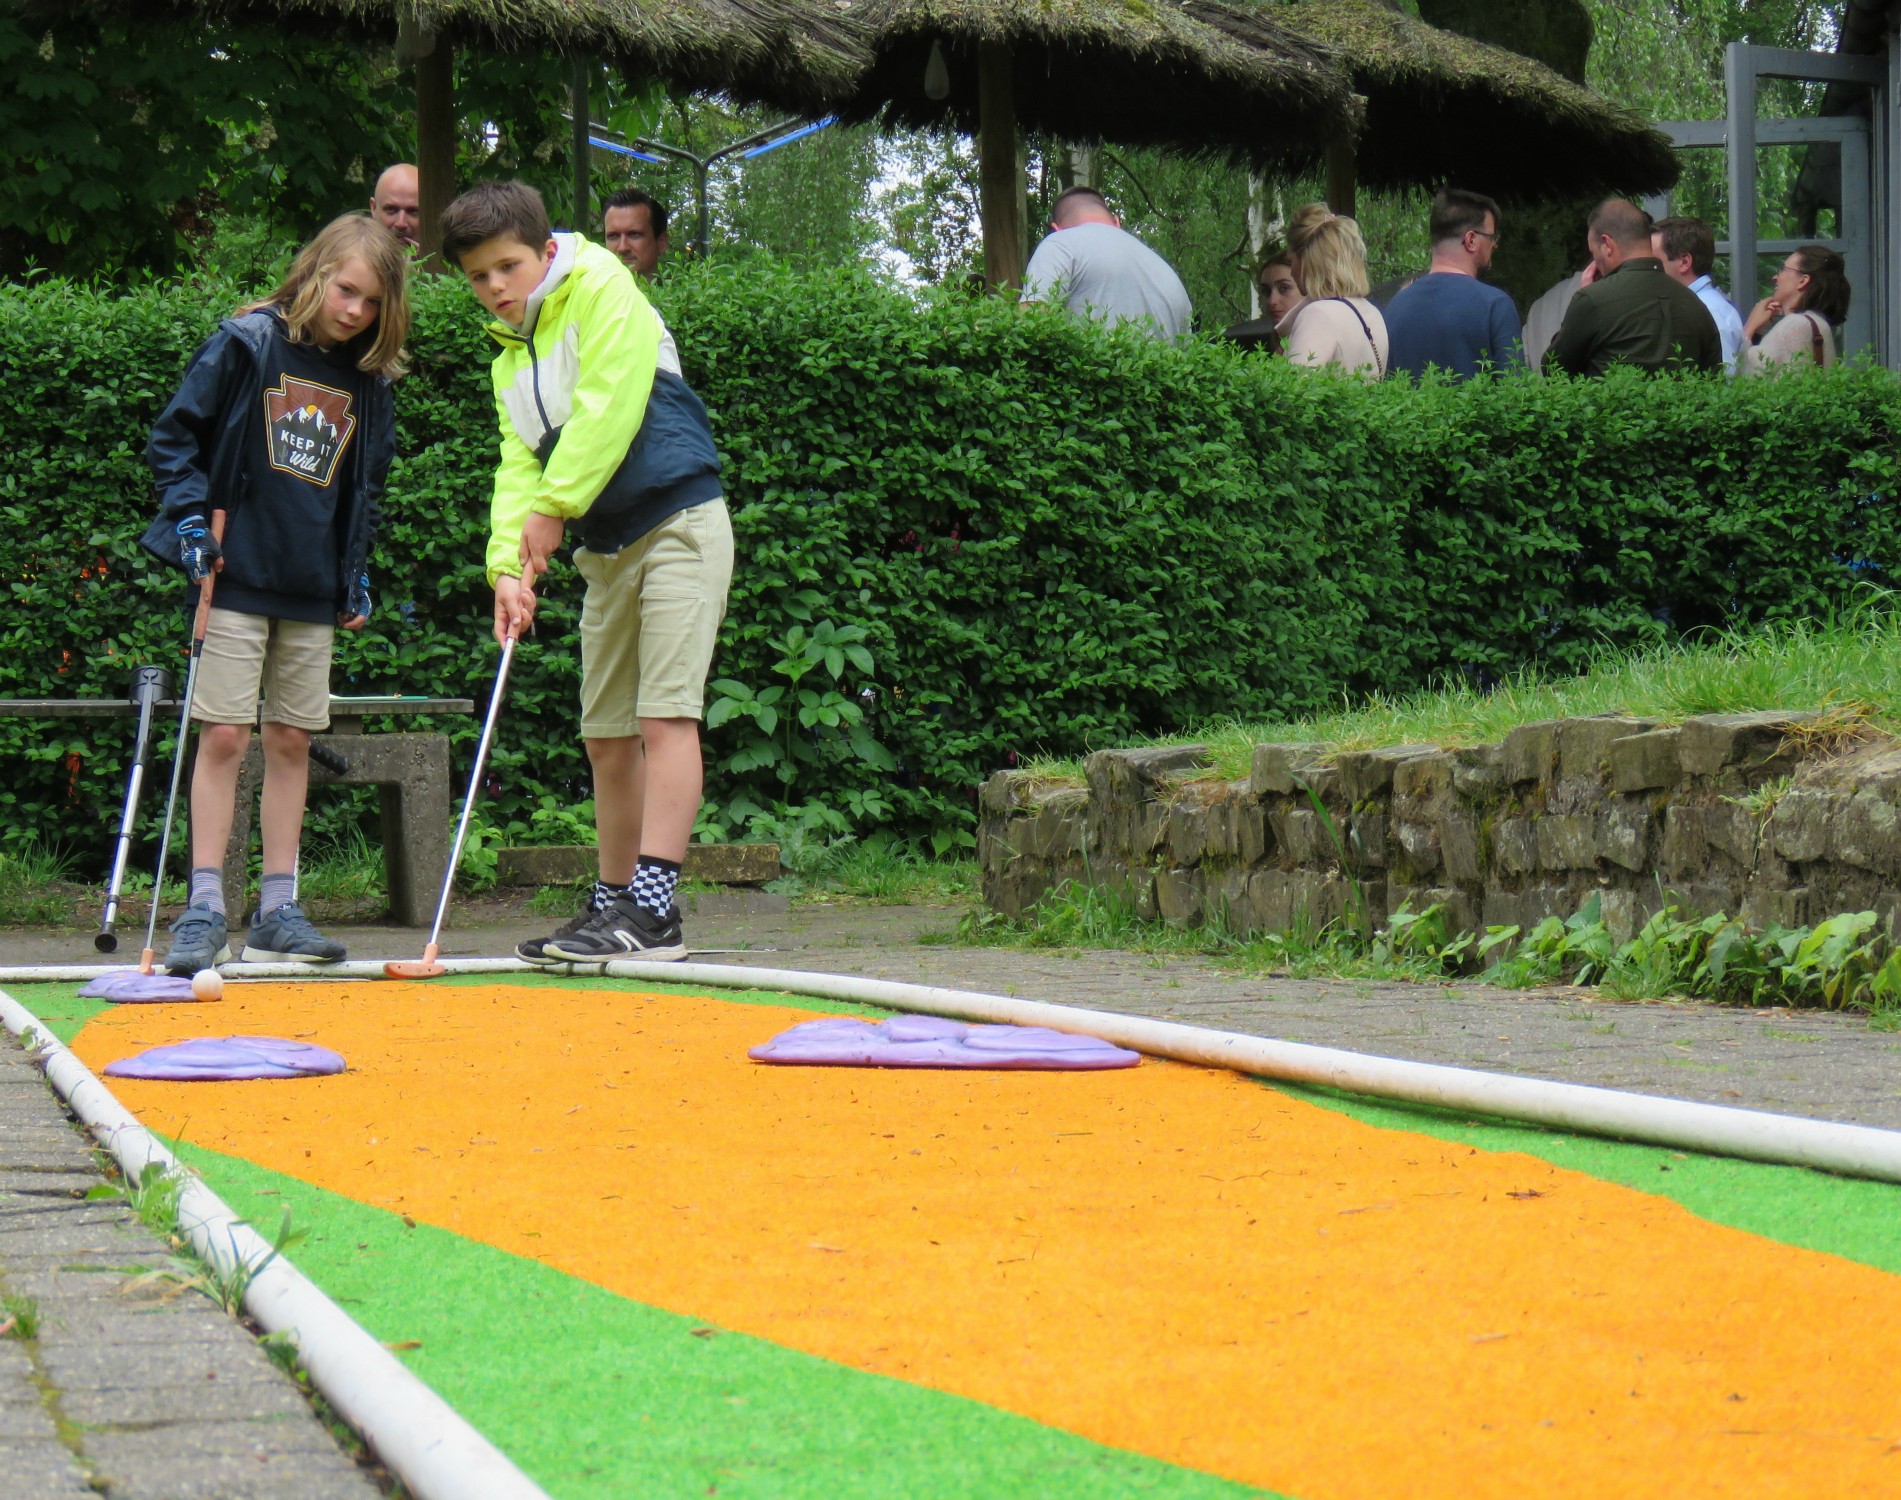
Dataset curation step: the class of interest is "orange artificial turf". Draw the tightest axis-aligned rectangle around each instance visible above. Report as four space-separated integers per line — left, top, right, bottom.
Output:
74 981 1901 1500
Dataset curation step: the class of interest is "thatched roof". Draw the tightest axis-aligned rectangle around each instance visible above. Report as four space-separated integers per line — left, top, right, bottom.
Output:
1252 0 1679 199
57 0 867 116
828 0 1360 168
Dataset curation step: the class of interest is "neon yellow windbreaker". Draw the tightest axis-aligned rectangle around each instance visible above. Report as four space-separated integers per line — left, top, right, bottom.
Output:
481 233 660 584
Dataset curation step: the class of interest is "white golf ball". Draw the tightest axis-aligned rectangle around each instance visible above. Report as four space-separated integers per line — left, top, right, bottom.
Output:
191 969 225 1001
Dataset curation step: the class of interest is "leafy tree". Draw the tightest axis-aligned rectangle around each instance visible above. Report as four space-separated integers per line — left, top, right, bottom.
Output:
0 15 405 278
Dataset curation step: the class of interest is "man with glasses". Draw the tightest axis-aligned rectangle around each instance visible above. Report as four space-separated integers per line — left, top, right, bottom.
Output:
1383 188 1524 380
1548 199 1720 376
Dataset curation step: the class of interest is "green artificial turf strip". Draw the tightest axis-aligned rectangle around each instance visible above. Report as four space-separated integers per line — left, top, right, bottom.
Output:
1276 1081 1901 1274
2 982 112 1044
171 1140 1282 1500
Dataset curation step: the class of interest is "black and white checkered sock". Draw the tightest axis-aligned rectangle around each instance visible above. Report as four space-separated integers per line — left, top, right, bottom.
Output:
628 856 681 919
589 880 627 913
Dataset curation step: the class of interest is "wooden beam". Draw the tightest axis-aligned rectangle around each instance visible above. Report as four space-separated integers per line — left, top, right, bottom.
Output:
570 57 592 233
977 41 1022 291
1325 137 1357 219
415 35 456 269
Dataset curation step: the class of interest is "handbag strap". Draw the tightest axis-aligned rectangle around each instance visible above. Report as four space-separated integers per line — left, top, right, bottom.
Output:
1323 297 1383 377
1801 312 1826 366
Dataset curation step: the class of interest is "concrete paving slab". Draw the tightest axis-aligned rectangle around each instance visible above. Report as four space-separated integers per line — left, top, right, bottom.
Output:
61 1374 312 1427
85 1420 372 1500
0 1029 382 1498
0 1437 99 1500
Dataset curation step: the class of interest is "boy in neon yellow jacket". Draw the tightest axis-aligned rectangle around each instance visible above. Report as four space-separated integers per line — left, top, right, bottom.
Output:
441 181 733 961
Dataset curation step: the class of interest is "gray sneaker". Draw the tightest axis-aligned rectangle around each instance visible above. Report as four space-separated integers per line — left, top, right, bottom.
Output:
242 902 346 964
163 905 231 976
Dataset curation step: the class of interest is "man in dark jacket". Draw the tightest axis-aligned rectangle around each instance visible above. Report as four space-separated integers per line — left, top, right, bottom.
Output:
1547 199 1721 376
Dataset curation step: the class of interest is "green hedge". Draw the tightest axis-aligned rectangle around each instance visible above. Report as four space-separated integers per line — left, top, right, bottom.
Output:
4 264 1899 875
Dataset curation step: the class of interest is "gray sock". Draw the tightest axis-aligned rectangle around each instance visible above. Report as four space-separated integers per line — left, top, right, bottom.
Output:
188 867 225 917
258 871 296 918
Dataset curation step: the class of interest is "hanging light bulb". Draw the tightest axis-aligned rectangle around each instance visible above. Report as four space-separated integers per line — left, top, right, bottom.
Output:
924 39 951 101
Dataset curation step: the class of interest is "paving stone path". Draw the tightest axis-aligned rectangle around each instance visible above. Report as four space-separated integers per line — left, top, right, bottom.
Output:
0 1033 380 1500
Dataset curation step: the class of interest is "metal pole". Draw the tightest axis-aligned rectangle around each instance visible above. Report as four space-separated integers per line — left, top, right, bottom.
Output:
1726 42 1759 304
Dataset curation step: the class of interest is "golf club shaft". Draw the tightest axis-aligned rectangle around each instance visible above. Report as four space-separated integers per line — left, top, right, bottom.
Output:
423 632 518 951
139 512 225 968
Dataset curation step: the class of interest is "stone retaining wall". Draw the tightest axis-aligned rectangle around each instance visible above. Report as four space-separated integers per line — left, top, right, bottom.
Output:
979 714 1901 939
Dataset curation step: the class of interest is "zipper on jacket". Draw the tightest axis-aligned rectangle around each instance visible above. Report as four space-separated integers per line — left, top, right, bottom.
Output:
527 328 553 440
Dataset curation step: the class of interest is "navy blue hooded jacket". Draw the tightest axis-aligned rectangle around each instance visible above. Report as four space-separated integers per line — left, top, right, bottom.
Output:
142 309 395 624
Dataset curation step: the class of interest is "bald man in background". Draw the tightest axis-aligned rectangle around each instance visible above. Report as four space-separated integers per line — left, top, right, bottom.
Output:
369 164 421 248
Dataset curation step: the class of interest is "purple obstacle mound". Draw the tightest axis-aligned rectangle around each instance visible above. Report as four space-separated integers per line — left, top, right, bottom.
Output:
79 971 203 1003
104 1036 346 1082
749 1014 1140 1070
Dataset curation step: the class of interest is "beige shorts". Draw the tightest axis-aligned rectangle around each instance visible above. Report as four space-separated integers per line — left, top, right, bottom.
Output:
190 608 334 731
575 499 734 737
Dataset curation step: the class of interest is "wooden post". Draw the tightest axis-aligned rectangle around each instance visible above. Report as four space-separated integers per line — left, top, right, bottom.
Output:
570 57 592 232
1325 137 1357 219
977 41 1022 291
412 32 456 268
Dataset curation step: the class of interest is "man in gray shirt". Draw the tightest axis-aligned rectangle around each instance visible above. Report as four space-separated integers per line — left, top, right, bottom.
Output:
1021 186 1192 340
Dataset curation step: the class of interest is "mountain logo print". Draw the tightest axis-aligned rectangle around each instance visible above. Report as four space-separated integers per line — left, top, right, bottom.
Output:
263 374 356 486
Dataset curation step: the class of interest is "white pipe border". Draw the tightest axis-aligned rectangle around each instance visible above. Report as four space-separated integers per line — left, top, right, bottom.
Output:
0 990 551 1500
11 953 1900 1180
595 960 1901 1185
0 958 538 983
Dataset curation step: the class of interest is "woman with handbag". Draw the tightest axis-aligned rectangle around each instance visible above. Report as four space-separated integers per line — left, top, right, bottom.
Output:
1740 245 1849 373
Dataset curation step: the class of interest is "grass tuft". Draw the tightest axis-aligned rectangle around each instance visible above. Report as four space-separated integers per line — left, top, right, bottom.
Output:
0 839 79 924
1025 600 1901 783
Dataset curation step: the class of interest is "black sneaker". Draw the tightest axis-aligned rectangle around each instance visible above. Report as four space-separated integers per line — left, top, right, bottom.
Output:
517 907 597 965
544 895 686 962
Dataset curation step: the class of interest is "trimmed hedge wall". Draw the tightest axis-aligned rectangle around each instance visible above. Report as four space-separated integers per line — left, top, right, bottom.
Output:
3 263 1899 872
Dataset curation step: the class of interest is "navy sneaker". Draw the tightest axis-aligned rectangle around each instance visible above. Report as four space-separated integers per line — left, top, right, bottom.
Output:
516 907 597 965
163 905 231 977
241 902 346 964
543 895 686 962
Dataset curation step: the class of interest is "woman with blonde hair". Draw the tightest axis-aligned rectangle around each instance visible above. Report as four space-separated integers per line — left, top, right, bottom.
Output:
1739 244 1849 373
1279 211 1389 378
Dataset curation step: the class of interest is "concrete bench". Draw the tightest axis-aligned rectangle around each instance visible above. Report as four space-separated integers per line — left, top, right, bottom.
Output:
0 693 472 927
225 696 473 925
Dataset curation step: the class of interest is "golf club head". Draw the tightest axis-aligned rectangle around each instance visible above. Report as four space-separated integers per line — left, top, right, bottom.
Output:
384 942 446 980
94 929 119 953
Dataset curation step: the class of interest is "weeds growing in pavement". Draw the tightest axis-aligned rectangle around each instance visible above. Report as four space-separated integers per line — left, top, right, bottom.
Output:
87 1162 308 1315
1385 891 1901 1016
1 1292 39 1339
971 877 1901 1022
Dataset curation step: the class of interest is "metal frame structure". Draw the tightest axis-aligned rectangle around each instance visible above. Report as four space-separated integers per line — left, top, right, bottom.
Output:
1651 43 1887 365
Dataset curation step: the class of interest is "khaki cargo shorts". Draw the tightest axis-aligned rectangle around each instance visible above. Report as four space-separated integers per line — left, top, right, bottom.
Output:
574 498 734 738
189 608 334 731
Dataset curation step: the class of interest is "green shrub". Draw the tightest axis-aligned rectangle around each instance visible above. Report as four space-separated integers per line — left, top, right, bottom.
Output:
4 262 1900 875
